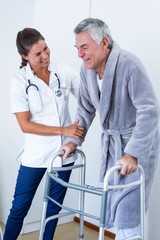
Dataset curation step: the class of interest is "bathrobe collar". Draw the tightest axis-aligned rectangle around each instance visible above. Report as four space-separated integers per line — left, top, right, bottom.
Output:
85 42 121 128
100 42 120 128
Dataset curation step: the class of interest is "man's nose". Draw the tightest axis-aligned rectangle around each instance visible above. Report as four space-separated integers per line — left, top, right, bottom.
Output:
78 48 84 58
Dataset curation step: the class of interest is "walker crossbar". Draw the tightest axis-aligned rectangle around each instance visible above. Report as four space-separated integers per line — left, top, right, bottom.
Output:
48 172 103 195
46 194 100 221
39 149 145 240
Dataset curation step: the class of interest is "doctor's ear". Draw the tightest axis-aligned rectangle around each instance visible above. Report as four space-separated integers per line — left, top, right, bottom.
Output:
22 54 29 61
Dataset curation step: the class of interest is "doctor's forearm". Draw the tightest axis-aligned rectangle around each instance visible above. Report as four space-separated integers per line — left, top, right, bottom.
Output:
15 112 85 138
19 121 85 139
20 121 64 136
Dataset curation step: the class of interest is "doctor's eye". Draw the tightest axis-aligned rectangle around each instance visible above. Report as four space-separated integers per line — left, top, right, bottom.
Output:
35 52 41 56
44 46 49 51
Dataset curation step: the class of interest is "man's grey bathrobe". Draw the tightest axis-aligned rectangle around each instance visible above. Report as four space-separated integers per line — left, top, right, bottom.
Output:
73 42 160 229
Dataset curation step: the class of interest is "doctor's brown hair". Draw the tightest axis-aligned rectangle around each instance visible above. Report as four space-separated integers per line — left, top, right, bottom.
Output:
16 28 45 69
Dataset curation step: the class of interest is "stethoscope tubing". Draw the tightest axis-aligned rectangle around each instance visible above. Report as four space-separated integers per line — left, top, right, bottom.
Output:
26 79 39 94
54 73 62 97
26 73 64 98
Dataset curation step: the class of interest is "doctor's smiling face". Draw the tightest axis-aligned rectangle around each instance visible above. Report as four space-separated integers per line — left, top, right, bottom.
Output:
16 28 50 70
23 40 50 70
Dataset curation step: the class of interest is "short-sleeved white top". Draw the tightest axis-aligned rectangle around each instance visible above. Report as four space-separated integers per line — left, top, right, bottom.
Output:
10 62 80 167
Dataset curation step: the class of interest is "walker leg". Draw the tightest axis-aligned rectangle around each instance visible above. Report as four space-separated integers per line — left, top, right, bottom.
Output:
98 190 107 240
79 160 85 239
79 210 84 239
39 174 50 240
79 188 85 239
39 201 48 240
0 226 3 240
99 227 104 240
79 208 84 239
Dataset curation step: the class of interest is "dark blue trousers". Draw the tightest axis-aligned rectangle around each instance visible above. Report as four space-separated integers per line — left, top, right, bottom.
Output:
3 163 73 240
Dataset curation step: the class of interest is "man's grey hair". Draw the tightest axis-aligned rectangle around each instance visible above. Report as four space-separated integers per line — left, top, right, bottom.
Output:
74 18 113 49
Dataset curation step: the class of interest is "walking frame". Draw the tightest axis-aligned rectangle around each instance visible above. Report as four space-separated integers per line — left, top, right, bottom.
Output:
39 149 145 240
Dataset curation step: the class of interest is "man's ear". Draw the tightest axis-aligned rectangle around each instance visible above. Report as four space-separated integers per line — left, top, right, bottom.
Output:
101 36 110 48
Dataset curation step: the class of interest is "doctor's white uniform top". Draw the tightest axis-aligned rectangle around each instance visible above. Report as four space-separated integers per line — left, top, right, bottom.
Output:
10 62 80 168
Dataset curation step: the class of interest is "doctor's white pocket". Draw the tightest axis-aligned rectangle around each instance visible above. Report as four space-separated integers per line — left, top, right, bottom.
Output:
27 87 43 113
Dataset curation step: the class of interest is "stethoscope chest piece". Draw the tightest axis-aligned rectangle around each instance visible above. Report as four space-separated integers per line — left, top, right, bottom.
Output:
54 73 67 100
54 73 62 97
55 89 62 97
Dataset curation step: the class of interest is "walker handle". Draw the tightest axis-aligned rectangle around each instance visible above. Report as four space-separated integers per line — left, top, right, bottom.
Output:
48 149 85 173
48 149 65 172
104 164 145 190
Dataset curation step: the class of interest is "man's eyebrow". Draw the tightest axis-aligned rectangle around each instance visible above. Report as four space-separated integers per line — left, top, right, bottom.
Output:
74 44 87 48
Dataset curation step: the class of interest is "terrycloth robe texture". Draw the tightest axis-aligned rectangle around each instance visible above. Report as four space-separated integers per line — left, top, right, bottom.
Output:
73 42 160 229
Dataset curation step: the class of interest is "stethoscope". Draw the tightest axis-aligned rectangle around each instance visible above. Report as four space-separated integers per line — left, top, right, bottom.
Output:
26 73 65 98
54 73 62 97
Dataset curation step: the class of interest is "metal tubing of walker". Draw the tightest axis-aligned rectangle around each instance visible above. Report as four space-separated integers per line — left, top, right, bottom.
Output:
99 189 108 240
79 150 86 239
0 226 3 240
103 164 145 240
39 149 145 240
79 168 85 239
39 174 51 240
140 165 145 240
99 227 104 240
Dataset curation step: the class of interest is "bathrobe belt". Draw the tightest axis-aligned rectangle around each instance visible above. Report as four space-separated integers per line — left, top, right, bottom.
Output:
100 127 134 182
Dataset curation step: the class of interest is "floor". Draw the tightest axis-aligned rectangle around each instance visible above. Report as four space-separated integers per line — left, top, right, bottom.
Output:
1 221 113 240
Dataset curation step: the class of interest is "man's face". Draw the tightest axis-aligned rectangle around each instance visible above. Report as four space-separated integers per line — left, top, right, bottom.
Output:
75 31 109 72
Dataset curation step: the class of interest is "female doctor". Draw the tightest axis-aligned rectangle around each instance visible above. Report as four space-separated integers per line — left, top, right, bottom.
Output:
3 28 85 240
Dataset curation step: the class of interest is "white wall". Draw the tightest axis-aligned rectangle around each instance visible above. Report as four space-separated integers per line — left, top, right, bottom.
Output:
33 0 91 70
0 0 160 239
0 0 35 225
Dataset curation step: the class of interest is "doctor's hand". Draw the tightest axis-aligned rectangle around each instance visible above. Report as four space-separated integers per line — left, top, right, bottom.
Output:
61 120 86 139
116 153 138 175
59 142 77 159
